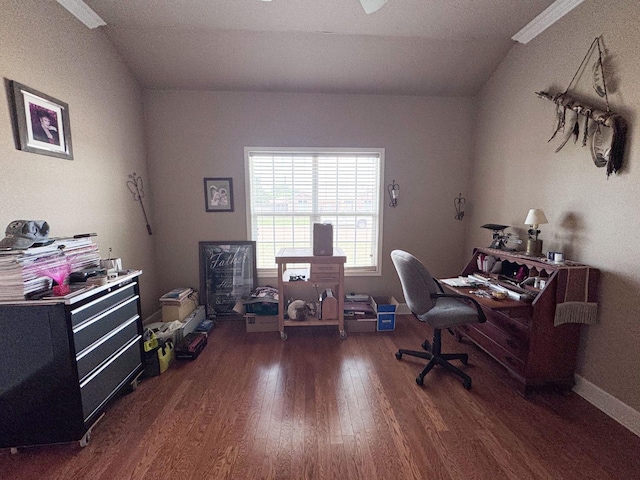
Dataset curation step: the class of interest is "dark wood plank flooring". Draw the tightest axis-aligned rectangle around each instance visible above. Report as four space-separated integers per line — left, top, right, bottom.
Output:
2 315 639 479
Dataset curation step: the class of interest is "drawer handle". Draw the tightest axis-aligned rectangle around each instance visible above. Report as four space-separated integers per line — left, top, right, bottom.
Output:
80 336 140 388
76 315 139 361
73 296 138 333
70 283 136 316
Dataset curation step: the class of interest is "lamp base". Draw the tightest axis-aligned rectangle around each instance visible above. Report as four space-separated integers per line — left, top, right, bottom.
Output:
525 239 543 257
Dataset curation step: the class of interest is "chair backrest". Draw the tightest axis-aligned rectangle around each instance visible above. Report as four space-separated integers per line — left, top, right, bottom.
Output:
390 250 438 317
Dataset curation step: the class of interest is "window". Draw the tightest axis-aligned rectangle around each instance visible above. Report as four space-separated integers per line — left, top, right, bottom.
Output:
245 147 384 276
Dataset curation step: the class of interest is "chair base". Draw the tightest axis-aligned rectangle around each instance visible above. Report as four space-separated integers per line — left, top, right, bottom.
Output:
395 329 472 389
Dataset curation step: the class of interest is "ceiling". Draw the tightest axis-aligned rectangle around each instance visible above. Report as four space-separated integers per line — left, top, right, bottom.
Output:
81 0 557 96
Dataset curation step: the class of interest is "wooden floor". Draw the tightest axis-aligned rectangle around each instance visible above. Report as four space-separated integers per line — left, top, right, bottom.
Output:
2 315 639 479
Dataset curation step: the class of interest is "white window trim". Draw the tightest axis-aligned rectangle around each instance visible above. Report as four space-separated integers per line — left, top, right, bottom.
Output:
244 146 385 278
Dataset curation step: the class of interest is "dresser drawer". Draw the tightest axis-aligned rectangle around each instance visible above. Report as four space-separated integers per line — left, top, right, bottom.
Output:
76 315 140 381
491 306 532 327
483 309 529 345
457 323 525 377
310 264 341 282
80 336 141 421
311 263 340 273
473 319 529 361
70 283 137 327
73 296 139 353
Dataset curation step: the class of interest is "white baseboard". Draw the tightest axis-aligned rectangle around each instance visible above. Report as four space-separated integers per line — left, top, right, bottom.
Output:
573 374 640 437
396 302 411 315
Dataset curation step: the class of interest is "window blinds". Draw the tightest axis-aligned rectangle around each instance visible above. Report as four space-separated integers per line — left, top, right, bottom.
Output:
246 149 382 273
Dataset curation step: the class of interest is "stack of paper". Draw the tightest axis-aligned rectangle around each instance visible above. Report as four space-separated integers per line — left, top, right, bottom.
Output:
0 237 101 301
440 277 473 287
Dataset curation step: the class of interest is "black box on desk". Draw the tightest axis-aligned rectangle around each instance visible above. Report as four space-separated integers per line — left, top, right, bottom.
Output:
313 223 333 256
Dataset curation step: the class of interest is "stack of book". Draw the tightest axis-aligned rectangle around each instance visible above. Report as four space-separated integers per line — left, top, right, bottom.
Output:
0 237 101 301
159 287 193 304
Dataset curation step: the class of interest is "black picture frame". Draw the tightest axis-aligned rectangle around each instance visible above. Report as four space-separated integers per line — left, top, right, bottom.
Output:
204 177 234 212
199 241 257 318
6 80 73 160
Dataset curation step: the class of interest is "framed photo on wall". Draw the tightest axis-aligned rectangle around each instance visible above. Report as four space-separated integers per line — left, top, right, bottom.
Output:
7 80 73 160
204 177 234 212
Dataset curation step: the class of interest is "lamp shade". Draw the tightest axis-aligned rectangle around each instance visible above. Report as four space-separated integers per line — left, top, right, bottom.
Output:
524 209 548 226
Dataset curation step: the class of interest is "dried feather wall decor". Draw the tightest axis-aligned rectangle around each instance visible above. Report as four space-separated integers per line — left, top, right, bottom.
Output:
535 36 627 178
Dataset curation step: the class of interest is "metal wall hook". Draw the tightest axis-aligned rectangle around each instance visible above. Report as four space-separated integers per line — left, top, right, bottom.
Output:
454 193 466 220
387 180 399 207
127 172 153 235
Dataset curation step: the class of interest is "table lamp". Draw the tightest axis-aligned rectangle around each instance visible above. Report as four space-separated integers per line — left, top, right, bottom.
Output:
524 208 548 256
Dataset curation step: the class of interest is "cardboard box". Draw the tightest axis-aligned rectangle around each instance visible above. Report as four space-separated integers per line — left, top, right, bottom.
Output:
162 296 197 323
245 313 279 333
345 317 377 333
371 296 398 331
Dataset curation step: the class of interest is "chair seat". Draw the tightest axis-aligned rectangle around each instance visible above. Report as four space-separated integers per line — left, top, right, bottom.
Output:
391 249 485 389
419 297 479 329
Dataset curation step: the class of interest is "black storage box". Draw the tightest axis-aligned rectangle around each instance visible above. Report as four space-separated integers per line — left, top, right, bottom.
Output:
175 332 207 360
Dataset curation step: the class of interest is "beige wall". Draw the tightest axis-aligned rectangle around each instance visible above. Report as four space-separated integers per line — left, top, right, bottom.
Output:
0 0 159 317
143 90 475 299
467 0 640 410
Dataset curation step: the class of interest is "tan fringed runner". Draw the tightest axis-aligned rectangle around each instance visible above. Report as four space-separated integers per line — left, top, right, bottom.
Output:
554 267 599 326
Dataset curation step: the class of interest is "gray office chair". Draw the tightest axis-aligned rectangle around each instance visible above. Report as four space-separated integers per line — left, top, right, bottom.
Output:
390 250 486 389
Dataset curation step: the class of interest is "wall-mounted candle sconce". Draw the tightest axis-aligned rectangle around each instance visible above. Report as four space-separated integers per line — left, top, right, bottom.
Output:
454 193 466 221
387 180 399 207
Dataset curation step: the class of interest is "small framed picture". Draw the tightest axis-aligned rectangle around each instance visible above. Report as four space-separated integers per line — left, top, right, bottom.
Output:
7 80 73 160
204 177 234 212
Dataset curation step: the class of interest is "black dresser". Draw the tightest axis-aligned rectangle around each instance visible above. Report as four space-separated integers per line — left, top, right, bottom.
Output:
0 271 144 450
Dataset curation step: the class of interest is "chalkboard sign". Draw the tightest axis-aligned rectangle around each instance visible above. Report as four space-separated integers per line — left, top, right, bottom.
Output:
199 241 257 318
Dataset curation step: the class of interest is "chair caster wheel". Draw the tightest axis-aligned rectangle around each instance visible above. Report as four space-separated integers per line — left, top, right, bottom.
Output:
421 340 431 352
79 430 91 448
416 376 424 386
463 379 472 390
460 355 469 366
395 352 402 360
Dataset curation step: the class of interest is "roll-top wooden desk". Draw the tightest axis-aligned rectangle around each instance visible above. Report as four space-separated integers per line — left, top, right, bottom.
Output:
444 248 599 395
